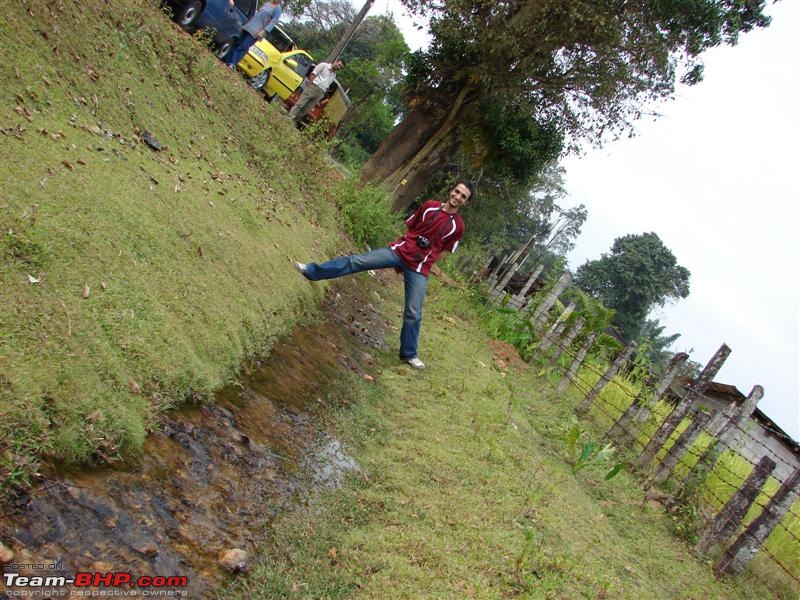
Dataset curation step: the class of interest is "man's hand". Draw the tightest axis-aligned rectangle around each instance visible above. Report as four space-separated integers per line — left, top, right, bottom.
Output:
430 264 458 287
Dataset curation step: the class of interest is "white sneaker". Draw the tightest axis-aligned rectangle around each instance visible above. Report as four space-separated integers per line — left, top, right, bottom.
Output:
405 357 425 370
294 262 308 275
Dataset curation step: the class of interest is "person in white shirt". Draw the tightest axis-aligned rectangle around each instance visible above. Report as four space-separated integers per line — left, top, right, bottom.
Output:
289 60 345 125
224 0 282 68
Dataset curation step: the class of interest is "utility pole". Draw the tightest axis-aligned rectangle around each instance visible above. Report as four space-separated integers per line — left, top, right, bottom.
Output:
325 0 376 63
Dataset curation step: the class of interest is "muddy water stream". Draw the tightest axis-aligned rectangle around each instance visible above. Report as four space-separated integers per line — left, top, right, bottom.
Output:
1 279 391 597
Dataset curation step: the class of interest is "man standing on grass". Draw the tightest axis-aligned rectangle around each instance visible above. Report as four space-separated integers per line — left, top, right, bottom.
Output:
225 0 282 68
294 180 473 370
288 59 344 125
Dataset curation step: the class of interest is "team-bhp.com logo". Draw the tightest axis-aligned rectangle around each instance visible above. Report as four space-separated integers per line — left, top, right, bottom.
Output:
3 571 189 597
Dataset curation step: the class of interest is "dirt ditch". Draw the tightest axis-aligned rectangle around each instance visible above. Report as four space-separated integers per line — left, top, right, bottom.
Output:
0 276 393 597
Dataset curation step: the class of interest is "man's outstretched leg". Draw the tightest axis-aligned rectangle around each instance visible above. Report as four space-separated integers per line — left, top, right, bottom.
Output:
295 247 402 281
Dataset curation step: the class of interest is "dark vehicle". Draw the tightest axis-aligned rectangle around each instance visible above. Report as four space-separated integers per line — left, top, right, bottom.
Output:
166 0 257 59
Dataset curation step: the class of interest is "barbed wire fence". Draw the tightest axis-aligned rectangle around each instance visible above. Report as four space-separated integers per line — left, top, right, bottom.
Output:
469 254 800 593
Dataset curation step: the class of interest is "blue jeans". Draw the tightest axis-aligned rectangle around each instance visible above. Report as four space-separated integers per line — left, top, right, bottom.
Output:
305 247 429 360
225 32 256 66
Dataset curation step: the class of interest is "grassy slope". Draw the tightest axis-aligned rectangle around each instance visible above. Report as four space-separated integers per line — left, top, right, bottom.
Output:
223 281 782 600
0 0 343 493
1 2 793 596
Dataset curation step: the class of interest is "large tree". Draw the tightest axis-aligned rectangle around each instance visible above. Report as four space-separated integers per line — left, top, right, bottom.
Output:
362 0 769 210
575 232 690 340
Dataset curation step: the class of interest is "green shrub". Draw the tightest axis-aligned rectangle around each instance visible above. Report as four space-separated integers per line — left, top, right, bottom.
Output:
335 180 402 249
333 137 371 171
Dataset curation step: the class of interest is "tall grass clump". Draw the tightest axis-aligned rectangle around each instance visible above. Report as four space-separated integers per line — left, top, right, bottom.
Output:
334 180 402 249
481 304 537 359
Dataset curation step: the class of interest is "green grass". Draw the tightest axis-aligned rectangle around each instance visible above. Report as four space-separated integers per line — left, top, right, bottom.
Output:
561 359 800 592
0 0 345 498
2 1 796 595
221 283 790 599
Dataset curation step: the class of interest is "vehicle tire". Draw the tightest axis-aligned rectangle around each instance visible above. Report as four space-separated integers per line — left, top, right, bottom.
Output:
249 69 270 91
175 0 203 31
215 40 234 61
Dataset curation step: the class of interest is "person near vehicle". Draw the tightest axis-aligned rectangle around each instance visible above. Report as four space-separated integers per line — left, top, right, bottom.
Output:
294 181 474 370
288 60 344 125
225 0 282 68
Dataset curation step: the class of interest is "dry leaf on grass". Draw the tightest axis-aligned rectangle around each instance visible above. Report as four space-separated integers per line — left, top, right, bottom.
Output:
14 105 33 120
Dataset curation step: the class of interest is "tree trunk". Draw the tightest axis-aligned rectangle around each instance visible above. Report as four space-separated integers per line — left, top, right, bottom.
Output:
361 85 476 210
389 137 461 211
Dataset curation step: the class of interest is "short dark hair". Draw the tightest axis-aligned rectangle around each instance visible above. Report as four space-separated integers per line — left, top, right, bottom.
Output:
454 179 475 200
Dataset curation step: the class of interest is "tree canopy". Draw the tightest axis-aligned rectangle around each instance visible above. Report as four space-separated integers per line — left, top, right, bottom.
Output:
361 0 770 209
575 232 691 341
639 318 682 369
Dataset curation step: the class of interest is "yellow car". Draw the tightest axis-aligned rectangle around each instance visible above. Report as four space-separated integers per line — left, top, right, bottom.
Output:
235 25 314 101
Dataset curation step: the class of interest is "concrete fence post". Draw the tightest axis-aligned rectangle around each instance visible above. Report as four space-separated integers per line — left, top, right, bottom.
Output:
512 264 544 307
636 344 731 468
556 332 597 394
489 260 523 304
548 316 586 367
650 410 712 486
537 320 567 355
486 253 510 287
491 235 534 293
469 250 495 284
575 341 637 414
715 465 800 576
530 272 572 332
694 456 776 556
537 302 576 353
676 385 764 501
607 352 689 441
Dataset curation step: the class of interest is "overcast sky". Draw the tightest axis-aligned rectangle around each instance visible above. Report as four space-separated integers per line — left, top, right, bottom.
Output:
377 1 799 440
559 1 799 440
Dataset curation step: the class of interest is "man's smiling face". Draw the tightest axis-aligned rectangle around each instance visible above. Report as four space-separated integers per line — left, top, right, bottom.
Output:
446 183 471 210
